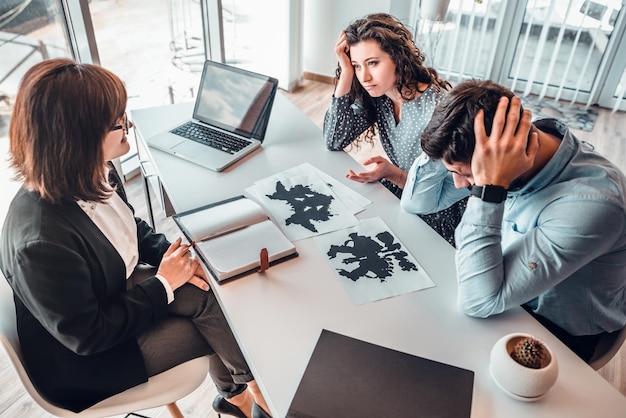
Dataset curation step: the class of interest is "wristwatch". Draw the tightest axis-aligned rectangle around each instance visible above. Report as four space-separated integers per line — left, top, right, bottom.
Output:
470 184 508 203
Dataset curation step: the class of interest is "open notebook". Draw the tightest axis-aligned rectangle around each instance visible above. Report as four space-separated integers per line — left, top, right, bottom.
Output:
146 60 278 171
172 196 297 282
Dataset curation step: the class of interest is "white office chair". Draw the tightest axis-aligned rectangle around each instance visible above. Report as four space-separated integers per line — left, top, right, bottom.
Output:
0 274 211 418
588 325 626 371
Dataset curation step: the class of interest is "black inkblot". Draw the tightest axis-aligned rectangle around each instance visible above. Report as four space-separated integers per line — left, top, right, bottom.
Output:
266 181 335 232
327 231 417 283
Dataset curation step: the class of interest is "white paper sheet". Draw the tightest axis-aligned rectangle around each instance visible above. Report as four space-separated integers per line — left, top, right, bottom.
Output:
246 162 371 215
249 171 359 241
314 217 435 305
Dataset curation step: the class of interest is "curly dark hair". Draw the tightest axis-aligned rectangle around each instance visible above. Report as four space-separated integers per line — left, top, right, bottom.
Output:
336 13 451 146
420 79 517 165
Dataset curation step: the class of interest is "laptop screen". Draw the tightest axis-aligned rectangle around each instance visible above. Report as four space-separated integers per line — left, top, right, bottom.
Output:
193 60 278 140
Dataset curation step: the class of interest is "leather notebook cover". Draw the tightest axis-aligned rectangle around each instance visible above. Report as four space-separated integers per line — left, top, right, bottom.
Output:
287 329 474 418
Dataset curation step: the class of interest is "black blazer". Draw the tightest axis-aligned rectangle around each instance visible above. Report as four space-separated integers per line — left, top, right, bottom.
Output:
0 171 170 412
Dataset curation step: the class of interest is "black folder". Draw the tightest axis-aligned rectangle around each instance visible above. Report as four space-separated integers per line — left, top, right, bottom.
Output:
287 329 474 418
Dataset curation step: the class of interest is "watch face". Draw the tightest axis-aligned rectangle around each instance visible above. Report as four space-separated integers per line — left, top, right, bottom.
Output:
482 185 507 203
471 185 507 203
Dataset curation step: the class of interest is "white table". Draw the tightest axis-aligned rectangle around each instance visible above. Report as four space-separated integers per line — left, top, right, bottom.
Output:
132 94 626 418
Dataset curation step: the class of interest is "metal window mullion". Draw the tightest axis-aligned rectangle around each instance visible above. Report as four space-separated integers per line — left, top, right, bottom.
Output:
570 25 599 105
589 2 626 109
484 0 506 81
554 3 588 102
471 0 491 78
523 0 558 97
61 0 100 64
611 82 625 112
457 0 478 81
539 0 576 100
442 0 463 81
488 0 526 84
203 0 224 62
510 0 537 93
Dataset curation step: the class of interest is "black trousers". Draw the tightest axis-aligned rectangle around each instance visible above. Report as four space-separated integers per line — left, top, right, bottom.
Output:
522 304 604 362
129 266 253 399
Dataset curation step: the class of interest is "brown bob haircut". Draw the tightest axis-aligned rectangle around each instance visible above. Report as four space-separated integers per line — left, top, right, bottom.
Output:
9 58 127 204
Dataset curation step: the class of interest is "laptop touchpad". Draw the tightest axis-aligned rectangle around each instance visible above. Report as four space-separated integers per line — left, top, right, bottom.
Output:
172 141 210 157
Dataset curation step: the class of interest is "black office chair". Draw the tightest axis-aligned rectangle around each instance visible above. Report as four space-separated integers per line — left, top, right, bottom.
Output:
588 325 626 371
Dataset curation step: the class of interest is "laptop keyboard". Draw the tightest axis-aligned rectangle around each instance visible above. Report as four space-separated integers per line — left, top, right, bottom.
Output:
171 122 251 154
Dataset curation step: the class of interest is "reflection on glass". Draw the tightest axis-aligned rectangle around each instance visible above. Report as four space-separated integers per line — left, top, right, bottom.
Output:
421 0 624 108
612 67 626 111
90 0 207 174
194 62 275 137
221 0 289 87
418 0 502 81
510 0 622 93
0 0 69 105
91 0 204 110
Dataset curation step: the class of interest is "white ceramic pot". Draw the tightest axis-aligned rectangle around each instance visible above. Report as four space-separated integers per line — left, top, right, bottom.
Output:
490 333 559 400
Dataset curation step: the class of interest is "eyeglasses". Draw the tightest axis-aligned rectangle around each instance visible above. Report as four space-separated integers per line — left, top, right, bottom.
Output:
111 112 131 134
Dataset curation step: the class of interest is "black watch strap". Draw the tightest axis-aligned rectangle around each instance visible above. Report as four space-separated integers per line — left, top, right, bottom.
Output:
470 184 508 203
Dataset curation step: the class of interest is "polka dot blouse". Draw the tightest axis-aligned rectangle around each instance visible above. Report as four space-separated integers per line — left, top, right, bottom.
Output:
323 85 446 172
323 86 468 247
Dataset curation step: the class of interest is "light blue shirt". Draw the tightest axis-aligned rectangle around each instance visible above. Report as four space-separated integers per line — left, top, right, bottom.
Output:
401 152 470 214
455 119 626 336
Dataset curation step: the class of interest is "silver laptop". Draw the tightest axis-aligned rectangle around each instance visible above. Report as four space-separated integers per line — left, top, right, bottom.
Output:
146 60 278 171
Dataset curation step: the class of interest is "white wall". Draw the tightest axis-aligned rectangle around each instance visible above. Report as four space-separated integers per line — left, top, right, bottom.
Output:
302 0 398 78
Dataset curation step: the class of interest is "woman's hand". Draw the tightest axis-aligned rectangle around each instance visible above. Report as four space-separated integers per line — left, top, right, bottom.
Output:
190 263 210 290
157 238 209 292
472 96 539 188
333 30 354 98
346 156 406 187
335 30 353 74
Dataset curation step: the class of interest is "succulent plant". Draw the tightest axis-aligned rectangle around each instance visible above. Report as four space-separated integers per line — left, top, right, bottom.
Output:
510 337 546 369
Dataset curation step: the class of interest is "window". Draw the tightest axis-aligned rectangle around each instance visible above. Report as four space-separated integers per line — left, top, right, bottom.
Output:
0 0 70 138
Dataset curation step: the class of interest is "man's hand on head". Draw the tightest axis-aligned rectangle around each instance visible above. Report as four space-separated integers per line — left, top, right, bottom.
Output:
471 96 539 188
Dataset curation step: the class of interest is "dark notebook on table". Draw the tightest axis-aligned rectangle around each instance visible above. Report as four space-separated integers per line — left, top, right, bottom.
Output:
287 329 474 418
146 59 278 171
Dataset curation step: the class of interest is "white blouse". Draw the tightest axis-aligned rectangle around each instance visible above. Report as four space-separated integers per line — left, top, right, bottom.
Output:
77 193 174 303
77 193 139 279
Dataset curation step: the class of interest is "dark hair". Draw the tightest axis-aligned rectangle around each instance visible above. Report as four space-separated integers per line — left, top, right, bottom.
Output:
420 79 517 164
337 13 451 144
9 58 127 204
